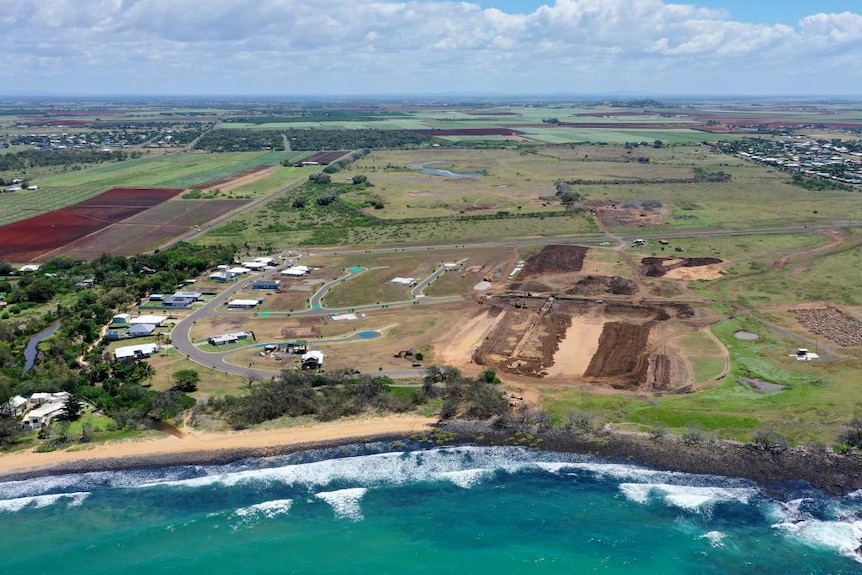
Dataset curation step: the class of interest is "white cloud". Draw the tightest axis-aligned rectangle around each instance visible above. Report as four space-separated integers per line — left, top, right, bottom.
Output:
0 0 859 94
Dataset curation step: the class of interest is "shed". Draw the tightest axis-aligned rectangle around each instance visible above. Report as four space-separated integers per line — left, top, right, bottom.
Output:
112 313 131 325
301 350 324 369
252 280 281 290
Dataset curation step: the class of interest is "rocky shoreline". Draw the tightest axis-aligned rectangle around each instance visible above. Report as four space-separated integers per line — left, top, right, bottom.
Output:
2 421 862 495
438 420 862 495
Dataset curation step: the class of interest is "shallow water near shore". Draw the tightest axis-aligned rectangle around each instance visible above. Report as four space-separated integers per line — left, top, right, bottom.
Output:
2 444 861 573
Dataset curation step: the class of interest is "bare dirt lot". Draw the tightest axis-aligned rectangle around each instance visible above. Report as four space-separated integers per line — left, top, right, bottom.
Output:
586 199 671 228
472 296 694 391
641 257 724 278
512 245 589 292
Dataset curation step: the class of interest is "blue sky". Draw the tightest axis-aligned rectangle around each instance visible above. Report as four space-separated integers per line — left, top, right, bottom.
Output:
472 0 857 23
0 0 859 96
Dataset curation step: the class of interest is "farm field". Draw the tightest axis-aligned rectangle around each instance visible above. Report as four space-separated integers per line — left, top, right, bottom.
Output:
0 187 183 262
0 151 298 227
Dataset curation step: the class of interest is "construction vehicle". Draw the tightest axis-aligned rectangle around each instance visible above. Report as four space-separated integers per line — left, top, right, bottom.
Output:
393 349 415 358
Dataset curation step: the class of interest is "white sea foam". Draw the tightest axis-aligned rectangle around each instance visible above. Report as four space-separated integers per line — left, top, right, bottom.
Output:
773 518 862 564
698 531 727 548
618 483 756 511
0 491 89 513
234 499 293 519
316 488 367 521
439 468 494 489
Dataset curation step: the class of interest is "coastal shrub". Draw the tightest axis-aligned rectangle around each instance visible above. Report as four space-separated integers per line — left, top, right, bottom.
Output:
751 429 790 452
838 416 862 451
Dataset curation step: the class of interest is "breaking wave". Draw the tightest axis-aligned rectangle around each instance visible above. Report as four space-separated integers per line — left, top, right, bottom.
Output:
316 488 367 521
0 491 89 513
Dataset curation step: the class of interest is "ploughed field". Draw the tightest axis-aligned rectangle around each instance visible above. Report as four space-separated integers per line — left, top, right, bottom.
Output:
0 187 183 262
0 186 249 262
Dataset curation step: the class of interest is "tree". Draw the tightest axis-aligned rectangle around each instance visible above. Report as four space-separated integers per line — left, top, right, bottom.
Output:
653 139 664 148
171 369 200 392
63 392 83 421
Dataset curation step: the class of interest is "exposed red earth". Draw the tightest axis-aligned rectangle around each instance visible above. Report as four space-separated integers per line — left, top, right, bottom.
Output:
0 187 183 262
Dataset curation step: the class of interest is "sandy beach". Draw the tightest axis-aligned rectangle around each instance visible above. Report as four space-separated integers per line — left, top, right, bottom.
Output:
0 414 436 476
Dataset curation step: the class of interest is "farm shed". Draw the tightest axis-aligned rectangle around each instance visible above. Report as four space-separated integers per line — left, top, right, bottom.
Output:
252 280 281 290
115 343 159 360
227 299 262 309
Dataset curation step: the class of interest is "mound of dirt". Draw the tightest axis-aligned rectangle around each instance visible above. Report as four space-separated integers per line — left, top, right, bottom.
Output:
641 257 723 277
584 321 652 385
520 245 588 277
794 307 862 346
566 275 638 297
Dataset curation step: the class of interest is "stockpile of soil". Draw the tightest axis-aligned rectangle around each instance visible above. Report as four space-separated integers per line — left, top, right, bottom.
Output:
641 257 723 277
584 321 652 386
566 275 638 297
794 307 862 346
520 245 588 276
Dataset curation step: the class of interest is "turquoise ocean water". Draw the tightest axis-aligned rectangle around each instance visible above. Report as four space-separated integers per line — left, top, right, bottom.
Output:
2 444 861 574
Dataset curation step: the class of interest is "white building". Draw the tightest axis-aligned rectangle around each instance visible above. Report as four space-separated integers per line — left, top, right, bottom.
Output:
281 265 312 277
23 402 67 430
115 343 160 360
130 315 167 326
227 299 262 309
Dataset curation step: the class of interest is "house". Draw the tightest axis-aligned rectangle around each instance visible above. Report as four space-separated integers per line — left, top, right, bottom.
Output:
19 264 41 272
162 295 196 308
6 395 27 416
254 257 275 265
207 331 252 345
228 266 251 275
115 343 159 360
209 271 235 282
128 323 156 338
130 315 167 326
281 265 312 277
106 329 127 341
242 261 268 271
251 279 281 290
112 313 131 325
227 298 262 309
23 401 67 430
301 350 324 370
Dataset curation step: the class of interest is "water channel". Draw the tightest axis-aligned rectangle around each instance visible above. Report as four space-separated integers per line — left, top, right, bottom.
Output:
22 321 62 375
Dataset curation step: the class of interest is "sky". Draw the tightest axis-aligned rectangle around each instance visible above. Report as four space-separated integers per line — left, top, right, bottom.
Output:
0 0 860 97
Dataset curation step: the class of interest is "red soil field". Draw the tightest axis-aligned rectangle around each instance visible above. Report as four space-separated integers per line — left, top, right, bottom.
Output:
0 187 183 262
58 199 249 260
190 166 271 189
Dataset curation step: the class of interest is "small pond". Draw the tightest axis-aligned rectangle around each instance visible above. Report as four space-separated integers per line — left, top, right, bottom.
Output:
356 330 381 339
407 162 484 179
734 331 759 341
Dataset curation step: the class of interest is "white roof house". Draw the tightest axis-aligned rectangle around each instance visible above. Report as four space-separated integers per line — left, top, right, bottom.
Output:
20 264 41 272
23 401 67 430
228 266 251 274
227 299 262 309
112 313 132 324
281 265 312 277
130 315 167 326
390 277 417 286
7 395 27 416
242 261 267 270
115 343 160 360
254 257 275 265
